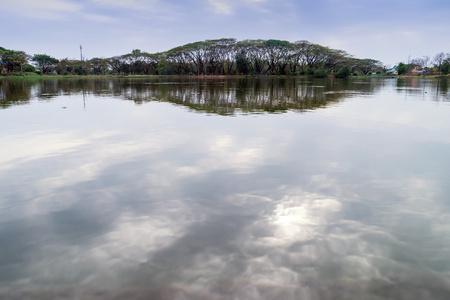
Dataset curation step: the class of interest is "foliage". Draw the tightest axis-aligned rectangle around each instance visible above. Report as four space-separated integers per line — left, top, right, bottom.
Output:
354 58 382 75
23 64 35 72
32 54 59 74
89 58 108 75
235 50 249 74
0 47 29 74
397 63 406 75
4 40 450 77
441 62 450 75
74 63 88 75
313 68 328 78
335 66 351 78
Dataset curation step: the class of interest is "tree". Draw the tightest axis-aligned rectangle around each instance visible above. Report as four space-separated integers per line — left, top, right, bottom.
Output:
32 54 59 74
433 52 446 72
397 62 406 75
74 63 88 75
441 57 450 75
422 55 431 69
166 46 192 75
264 39 292 75
89 58 108 75
56 58 76 75
355 58 382 75
107 56 128 75
0 48 29 74
235 50 249 74
237 40 267 75
183 41 208 75
124 49 147 74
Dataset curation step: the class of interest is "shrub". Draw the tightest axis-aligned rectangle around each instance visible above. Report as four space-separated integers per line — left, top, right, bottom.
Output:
23 64 35 72
336 66 351 78
314 68 328 78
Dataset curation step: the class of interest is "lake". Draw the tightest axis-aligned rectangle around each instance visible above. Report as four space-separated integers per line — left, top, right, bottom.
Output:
1 77 450 300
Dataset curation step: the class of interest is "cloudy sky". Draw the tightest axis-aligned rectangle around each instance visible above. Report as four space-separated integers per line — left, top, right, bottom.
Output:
1 0 449 66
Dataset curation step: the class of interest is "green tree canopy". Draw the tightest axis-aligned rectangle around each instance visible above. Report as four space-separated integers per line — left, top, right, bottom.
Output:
32 54 59 74
397 62 406 75
0 48 29 73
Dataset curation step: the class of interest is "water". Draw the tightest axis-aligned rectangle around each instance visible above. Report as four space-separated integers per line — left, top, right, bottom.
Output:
1 77 450 299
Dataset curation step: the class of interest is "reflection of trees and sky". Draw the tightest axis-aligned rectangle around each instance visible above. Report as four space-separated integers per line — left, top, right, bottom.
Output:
1 77 449 113
1 78 450 299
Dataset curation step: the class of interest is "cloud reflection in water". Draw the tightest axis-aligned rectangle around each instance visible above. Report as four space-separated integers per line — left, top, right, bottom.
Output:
1 78 450 299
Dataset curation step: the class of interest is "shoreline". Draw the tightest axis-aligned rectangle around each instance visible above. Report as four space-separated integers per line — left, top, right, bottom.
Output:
0 74 448 79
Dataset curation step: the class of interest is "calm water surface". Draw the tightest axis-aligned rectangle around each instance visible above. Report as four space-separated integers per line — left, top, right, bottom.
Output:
1 77 450 299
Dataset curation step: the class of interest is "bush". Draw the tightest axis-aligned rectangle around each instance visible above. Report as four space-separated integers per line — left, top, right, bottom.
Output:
74 65 87 75
23 64 35 72
314 68 328 78
336 66 351 78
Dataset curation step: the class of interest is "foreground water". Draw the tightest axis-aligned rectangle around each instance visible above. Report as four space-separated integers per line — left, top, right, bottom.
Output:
1 77 450 299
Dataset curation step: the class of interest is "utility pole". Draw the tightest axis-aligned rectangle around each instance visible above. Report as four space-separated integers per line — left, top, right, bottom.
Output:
80 45 83 61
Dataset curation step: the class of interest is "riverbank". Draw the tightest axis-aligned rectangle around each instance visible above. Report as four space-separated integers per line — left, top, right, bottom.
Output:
1 73 449 79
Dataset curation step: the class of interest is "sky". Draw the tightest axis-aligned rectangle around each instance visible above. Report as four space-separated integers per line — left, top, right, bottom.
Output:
1 0 450 66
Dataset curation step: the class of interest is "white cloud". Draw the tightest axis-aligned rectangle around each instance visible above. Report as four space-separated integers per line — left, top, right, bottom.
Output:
91 0 158 9
82 12 115 22
207 0 269 14
208 0 232 14
3 0 82 18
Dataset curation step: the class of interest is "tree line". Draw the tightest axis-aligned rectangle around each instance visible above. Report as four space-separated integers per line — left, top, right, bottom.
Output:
1 39 449 77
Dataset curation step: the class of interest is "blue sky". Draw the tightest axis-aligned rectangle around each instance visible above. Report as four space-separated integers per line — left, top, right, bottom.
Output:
1 0 449 66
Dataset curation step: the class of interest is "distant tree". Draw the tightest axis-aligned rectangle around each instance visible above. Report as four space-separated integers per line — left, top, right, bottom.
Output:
124 49 146 74
410 58 422 70
235 50 249 74
323 49 351 73
107 56 128 75
56 58 76 75
355 58 382 75
433 52 446 72
142 53 163 75
410 56 431 70
264 39 292 75
156 57 168 75
441 57 450 75
397 62 406 75
422 55 431 69
74 64 87 75
89 58 108 75
0 48 29 74
32 54 59 74
166 46 192 75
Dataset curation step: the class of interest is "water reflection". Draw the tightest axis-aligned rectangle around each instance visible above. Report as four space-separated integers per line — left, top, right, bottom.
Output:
0 77 393 113
1 77 450 299
396 77 449 101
